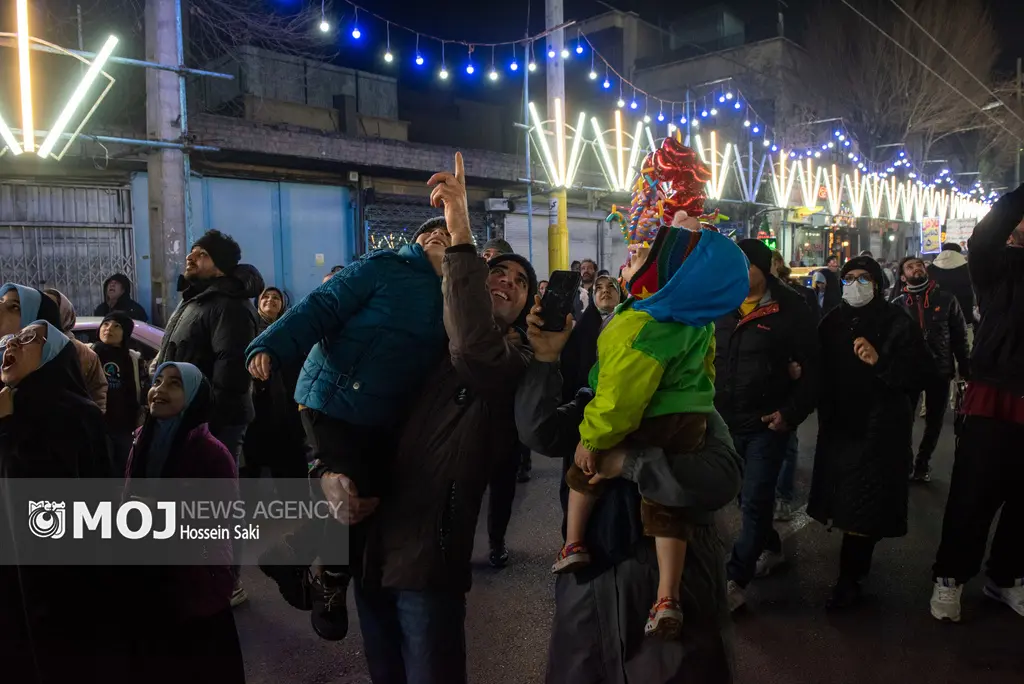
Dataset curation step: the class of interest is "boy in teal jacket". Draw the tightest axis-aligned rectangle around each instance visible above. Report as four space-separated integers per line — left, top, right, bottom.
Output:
553 142 750 639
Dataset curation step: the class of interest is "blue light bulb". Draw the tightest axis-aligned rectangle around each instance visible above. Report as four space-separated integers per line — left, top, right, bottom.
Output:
466 63 475 75
630 100 638 110
576 44 584 54
752 126 760 133
701 109 708 117
415 54 424 66
657 112 665 122
510 60 518 71
603 79 611 89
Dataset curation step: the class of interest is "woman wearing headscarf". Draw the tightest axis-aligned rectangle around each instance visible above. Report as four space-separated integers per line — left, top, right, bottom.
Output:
93 312 148 474
0 284 63 339
808 256 937 610
559 273 623 403
43 288 108 412
0 320 117 683
242 287 308 481
124 361 244 683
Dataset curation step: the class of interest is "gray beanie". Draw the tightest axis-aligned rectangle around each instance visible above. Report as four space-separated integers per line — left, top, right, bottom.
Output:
482 238 514 255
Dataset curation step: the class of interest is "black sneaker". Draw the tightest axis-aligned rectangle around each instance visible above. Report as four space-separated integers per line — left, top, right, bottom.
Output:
910 463 932 483
489 542 510 568
825 580 863 611
310 570 350 641
258 542 313 611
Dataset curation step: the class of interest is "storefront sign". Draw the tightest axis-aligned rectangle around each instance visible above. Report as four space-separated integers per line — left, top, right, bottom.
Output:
921 217 942 254
944 218 976 250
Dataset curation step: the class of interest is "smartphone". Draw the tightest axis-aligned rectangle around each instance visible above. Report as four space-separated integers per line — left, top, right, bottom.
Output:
539 270 583 332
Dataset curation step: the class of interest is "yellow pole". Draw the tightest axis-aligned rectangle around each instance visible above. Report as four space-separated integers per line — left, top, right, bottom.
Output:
548 188 569 272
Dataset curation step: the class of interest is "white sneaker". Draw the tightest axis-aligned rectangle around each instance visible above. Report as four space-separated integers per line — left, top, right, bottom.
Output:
754 549 786 578
983 579 1024 617
726 580 746 612
930 578 963 622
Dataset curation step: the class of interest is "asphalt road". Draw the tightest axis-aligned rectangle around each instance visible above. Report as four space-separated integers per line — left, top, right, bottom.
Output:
234 413 1023 684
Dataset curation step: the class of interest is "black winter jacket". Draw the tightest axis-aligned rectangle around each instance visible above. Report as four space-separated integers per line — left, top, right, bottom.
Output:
892 282 970 379
156 264 263 429
928 251 976 324
713 277 819 433
808 299 936 538
967 184 1024 394
93 273 148 322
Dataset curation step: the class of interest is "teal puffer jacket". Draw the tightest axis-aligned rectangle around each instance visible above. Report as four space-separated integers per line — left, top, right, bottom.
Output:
245 244 445 426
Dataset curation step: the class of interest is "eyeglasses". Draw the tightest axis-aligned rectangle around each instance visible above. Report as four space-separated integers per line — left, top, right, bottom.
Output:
841 275 873 286
0 328 44 349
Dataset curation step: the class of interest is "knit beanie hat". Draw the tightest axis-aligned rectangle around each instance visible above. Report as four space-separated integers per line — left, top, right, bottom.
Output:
101 310 135 341
192 230 241 275
482 238 513 255
738 239 772 279
626 225 703 299
411 217 448 243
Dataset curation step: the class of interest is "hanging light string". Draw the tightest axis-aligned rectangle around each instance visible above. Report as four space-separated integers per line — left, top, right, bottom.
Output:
337 0 575 47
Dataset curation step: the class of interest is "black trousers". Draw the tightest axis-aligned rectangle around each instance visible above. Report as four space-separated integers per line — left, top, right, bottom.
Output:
838 533 879 583
933 415 1024 586
912 375 951 468
300 409 390 575
487 445 526 547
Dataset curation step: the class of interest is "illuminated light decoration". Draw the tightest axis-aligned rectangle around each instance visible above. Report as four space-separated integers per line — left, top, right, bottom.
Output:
384 51 394 63
488 68 498 81
753 125 760 133
763 139 770 147
814 152 821 158
771 145 778 152
726 92 734 100
719 96 726 103
34 34 119 160
615 110 626 190
834 130 841 137
822 145 828 151
416 54 425 66
548 47 556 59
743 120 751 127
701 109 709 117
466 63 475 75
561 48 570 59
769 150 799 207
734 101 741 110
844 168 867 216
643 114 651 123
319 20 330 32
820 164 842 215
602 78 610 88
528 60 537 72
657 112 665 122
630 100 638 110
899 151 905 157
844 141 850 147
625 119 644 191
590 116 619 191
828 142 834 148
710 107 718 116
589 70 598 80
528 101 559 187
17 0 34 151
576 44 584 54
351 26 361 39
645 127 657 153
0 115 22 156
617 98 625 108
798 158 817 208
439 67 449 79
694 130 733 200
691 119 699 126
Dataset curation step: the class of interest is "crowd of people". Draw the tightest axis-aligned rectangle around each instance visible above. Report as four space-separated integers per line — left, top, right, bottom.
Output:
1 141 1022 684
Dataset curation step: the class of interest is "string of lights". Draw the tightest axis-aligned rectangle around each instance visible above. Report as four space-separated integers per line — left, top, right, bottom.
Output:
308 1 997 199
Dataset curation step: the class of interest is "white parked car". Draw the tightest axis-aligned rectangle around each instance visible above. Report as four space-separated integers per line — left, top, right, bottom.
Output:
71 316 164 366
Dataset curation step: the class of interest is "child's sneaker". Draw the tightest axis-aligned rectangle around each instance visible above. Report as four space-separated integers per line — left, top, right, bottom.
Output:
552 542 590 573
644 597 684 639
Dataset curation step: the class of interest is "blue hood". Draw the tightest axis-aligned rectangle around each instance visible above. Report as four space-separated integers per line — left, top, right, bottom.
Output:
633 229 750 326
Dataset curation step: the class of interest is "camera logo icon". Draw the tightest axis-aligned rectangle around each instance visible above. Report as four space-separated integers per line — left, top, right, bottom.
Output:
28 501 66 539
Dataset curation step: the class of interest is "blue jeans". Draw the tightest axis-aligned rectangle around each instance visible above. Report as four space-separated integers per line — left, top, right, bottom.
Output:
775 433 799 503
727 429 790 588
354 584 467 684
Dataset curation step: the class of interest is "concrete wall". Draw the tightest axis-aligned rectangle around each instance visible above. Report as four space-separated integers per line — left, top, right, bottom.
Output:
633 38 808 125
192 114 533 183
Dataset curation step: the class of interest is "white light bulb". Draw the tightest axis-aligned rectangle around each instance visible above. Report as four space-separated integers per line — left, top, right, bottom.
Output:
561 48 570 58
528 62 537 72
589 70 597 80
617 98 625 108
439 68 449 80
643 114 651 123
489 69 498 81
384 51 393 63
319 20 330 32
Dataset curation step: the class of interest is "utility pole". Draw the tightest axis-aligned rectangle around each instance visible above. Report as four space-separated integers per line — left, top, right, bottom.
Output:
545 0 569 272
145 0 188 325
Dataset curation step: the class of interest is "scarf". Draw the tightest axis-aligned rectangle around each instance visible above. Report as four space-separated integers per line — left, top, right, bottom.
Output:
904 280 934 308
1 284 42 329
143 362 203 478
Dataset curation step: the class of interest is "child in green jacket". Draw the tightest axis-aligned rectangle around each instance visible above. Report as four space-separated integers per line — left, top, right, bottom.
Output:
554 216 749 639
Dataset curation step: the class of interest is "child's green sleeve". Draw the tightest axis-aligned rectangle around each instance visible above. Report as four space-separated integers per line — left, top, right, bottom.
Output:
579 315 665 452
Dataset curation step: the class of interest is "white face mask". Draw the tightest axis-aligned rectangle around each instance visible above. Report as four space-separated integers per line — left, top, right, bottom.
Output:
842 281 875 308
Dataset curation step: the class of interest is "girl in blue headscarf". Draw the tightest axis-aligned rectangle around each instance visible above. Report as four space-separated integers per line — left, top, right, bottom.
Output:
0 320 116 683
123 361 245 684
0 284 63 338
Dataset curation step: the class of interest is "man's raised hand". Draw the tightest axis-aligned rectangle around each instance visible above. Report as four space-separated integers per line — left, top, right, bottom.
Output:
427 151 472 246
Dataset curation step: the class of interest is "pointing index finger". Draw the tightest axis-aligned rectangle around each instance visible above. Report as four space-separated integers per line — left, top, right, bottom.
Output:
454 151 465 185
